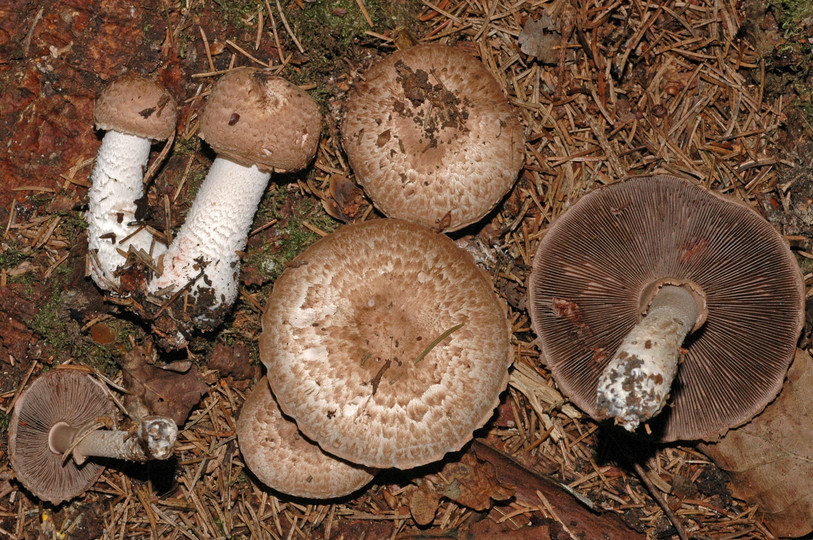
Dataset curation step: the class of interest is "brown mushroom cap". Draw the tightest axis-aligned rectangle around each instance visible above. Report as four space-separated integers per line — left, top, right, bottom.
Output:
341 43 525 232
197 67 322 173
261 219 512 469
237 378 377 499
8 369 115 504
528 175 805 441
94 75 178 140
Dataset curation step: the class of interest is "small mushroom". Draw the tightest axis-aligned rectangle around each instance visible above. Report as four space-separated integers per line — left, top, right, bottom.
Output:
261 219 513 469
87 75 177 292
8 369 178 504
528 175 804 440
341 43 525 232
148 67 321 329
237 378 377 499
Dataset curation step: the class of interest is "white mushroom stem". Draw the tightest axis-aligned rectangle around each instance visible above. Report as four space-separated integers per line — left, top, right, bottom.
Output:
48 416 178 466
87 131 166 291
147 158 271 322
596 285 699 431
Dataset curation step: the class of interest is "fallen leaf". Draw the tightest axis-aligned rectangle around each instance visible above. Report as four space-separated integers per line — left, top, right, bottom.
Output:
121 345 208 425
322 174 370 223
517 14 562 65
239 262 265 287
208 342 254 381
208 342 255 390
698 349 813 538
440 452 515 510
160 360 193 373
413 451 516 517
409 481 440 526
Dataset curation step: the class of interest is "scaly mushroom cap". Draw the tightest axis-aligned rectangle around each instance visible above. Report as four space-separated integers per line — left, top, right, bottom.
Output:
94 75 177 140
237 378 377 499
341 43 525 232
198 67 322 173
261 219 512 469
8 369 115 504
528 175 805 441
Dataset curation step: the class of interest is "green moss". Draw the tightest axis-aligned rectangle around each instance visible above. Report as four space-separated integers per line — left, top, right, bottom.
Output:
77 342 119 377
30 288 69 357
771 0 813 39
173 166 209 210
282 0 421 88
289 0 380 50
173 136 202 157
765 1 813 129
83 319 139 376
184 167 208 196
28 285 124 377
246 186 339 282
57 210 88 244
211 0 261 30
8 271 36 295
0 239 26 270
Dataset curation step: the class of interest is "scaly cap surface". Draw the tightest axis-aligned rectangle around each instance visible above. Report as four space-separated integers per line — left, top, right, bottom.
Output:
261 219 513 468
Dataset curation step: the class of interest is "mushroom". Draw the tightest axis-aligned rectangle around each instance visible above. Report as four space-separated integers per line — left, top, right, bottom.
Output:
8 369 178 504
341 43 525 232
87 75 177 292
260 219 513 469
148 67 321 329
237 378 377 499
528 175 804 440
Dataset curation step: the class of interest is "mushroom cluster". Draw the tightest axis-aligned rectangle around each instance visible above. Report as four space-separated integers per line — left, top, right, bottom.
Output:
84 68 322 336
528 175 804 441
231 44 526 496
75 42 522 503
9 369 178 504
237 219 513 496
341 43 525 232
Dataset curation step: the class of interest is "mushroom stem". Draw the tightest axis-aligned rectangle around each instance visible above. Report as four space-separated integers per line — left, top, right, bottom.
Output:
48 416 178 466
596 285 699 431
87 131 166 291
148 158 271 326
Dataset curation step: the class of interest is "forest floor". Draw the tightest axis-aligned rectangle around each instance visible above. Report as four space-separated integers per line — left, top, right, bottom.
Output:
1 0 812 538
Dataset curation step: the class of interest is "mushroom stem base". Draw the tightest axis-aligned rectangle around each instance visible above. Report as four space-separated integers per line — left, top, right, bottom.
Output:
596 285 699 431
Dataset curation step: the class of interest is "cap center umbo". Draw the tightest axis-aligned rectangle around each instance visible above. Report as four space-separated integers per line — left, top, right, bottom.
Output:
351 290 441 397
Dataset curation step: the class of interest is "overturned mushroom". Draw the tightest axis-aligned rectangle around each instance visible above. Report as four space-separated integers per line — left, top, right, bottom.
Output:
9 369 178 504
87 75 177 292
342 43 525 232
148 67 321 329
261 219 512 469
528 175 804 440
237 378 377 499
